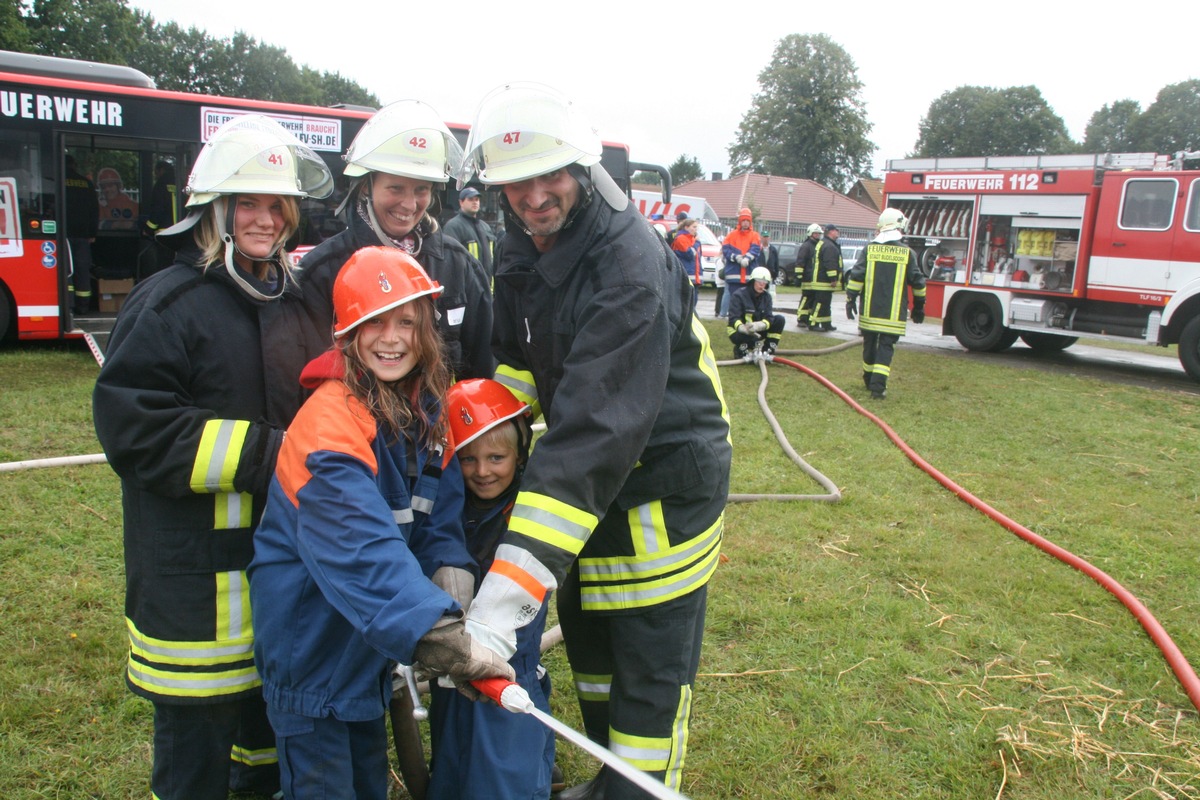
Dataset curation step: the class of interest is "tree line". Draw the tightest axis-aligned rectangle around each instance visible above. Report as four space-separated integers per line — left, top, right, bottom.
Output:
725 34 1198 192
0 0 379 108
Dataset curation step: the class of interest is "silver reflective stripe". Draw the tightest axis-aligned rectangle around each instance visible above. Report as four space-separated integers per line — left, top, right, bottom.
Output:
494 371 537 405
511 504 591 547
224 571 247 640
203 420 238 491
127 662 258 692
575 678 610 696
610 740 669 764
580 524 721 579
634 503 659 553
411 495 435 515
128 629 253 661
393 507 414 524
581 555 717 607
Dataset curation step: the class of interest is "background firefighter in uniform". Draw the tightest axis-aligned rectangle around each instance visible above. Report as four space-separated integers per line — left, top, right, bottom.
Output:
249 249 512 800
457 83 732 800
293 99 494 381
719 207 760 317
807 223 842 332
443 185 497 279
845 208 927 400
428 378 557 800
670 216 702 307
91 115 336 800
794 222 822 327
727 266 783 359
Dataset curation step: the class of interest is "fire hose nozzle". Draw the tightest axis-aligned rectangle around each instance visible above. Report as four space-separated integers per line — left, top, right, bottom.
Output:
472 677 534 713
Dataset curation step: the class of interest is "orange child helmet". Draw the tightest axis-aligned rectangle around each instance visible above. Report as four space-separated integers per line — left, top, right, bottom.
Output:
445 378 530 450
333 247 442 338
738 207 752 224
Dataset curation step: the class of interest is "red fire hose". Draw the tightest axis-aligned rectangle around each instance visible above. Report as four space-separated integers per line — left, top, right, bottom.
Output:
769 355 1200 713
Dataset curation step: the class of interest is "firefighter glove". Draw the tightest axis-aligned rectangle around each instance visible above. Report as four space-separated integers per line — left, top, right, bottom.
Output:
465 544 556 662
413 614 515 684
738 255 751 268
737 322 753 336
845 301 856 320
912 305 925 324
432 566 475 614
749 320 769 334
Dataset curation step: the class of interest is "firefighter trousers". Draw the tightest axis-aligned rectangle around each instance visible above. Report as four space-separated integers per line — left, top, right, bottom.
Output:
808 289 834 326
558 574 707 800
861 331 900 393
150 694 279 800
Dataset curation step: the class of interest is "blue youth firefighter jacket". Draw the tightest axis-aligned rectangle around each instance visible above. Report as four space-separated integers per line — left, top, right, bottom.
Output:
249 351 471 722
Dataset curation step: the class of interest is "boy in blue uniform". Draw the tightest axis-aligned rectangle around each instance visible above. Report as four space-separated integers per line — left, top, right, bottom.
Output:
427 378 557 799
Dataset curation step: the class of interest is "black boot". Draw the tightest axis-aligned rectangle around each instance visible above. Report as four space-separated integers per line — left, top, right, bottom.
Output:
554 768 606 800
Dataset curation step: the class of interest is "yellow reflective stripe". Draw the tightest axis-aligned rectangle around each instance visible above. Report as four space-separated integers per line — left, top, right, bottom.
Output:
580 535 721 611
213 491 253 529
232 744 278 767
690 315 731 445
629 499 669 555
863 362 892 377
508 491 597 555
215 571 252 641
580 517 721 582
190 419 250 493
493 364 540 418
127 616 254 666
609 728 672 772
467 241 480 259
126 656 261 698
573 672 611 702
667 685 692 789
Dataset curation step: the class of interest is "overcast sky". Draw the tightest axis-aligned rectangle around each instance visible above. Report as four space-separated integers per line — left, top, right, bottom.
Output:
132 0 1197 181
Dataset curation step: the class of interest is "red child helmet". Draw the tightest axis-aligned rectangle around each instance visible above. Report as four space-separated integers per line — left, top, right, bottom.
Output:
333 247 442 338
445 378 530 450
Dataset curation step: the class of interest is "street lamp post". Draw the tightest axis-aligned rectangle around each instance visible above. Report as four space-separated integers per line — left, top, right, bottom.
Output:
785 181 796 238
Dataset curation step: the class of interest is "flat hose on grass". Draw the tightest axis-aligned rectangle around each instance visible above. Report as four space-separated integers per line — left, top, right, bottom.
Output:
767 352 1200 714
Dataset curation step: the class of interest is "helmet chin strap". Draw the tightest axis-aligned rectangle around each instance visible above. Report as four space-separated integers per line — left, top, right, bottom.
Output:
216 196 287 302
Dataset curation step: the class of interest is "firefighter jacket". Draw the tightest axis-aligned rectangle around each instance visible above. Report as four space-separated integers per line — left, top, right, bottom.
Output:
93 247 316 704
846 237 927 336
443 210 496 278
294 210 494 380
796 236 819 282
726 283 776 334
812 236 843 291
249 352 470 721
720 227 761 284
64 165 99 239
489 189 733 614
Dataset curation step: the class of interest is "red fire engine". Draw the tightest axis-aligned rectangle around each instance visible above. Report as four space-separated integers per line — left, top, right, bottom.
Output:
882 153 1200 380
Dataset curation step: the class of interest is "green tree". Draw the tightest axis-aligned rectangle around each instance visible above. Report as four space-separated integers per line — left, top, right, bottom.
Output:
669 154 703 184
1131 79 1200 155
1083 99 1142 153
0 0 33 52
913 85 1073 158
728 34 872 192
26 0 144 64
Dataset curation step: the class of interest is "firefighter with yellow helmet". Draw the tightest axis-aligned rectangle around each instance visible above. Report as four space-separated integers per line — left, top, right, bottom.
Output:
291 99 494 381
845 207 927 399
92 114 334 800
457 82 732 800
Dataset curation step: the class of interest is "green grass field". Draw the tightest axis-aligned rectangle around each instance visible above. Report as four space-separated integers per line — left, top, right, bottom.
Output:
2 324 1199 799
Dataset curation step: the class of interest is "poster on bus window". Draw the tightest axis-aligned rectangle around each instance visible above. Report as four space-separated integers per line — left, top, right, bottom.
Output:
200 107 343 152
0 177 22 259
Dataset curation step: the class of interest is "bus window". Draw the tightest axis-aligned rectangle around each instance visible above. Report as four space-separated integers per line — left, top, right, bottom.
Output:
0 133 48 232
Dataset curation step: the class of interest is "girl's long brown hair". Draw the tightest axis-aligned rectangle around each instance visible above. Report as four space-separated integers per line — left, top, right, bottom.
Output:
339 296 450 451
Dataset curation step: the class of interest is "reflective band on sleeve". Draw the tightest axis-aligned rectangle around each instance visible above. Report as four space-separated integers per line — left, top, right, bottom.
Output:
508 491 597 555
411 494 435 515
493 364 539 417
393 507 415 525
691 316 731 443
491 558 548 604
190 419 251 493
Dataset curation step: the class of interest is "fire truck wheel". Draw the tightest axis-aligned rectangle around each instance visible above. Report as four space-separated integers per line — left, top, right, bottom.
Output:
1019 332 1077 352
1179 315 1200 381
952 294 1011 352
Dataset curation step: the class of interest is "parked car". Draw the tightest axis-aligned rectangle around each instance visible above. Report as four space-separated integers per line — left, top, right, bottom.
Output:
775 241 801 285
838 238 868 286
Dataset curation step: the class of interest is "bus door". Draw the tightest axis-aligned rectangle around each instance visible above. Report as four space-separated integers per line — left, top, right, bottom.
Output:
0 127 55 339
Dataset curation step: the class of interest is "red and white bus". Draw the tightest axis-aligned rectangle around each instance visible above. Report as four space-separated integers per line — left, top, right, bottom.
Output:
0 50 643 346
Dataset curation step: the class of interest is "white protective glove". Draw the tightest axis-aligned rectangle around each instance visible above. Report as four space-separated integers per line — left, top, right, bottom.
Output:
749 320 770 334
464 544 556 661
738 255 751 268
432 566 475 614
737 322 753 335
